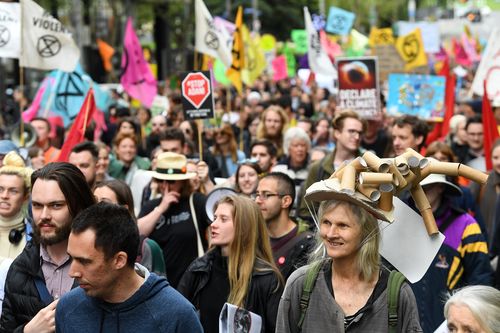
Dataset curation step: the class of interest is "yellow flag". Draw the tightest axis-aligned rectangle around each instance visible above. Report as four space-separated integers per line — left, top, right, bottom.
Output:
242 25 265 86
368 27 394 47
395 28 427 70
226 6 245 94
201 54 212 71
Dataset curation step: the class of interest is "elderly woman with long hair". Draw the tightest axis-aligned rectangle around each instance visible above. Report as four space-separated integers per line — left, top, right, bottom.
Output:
257 105 289 158
178 195 284 333
276 199 422 332
211 124 245 178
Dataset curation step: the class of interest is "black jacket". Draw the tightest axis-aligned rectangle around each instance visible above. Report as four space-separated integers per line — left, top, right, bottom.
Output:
177 249 284 332
0 242 46 333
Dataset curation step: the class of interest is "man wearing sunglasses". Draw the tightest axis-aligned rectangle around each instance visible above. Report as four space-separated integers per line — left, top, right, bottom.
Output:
254 172 314 280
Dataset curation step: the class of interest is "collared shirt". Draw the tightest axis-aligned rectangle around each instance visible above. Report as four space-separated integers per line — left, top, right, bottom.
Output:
40 245 73 299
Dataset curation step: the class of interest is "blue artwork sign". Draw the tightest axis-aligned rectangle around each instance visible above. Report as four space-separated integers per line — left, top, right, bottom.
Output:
325 6 355 36
387 74 446 121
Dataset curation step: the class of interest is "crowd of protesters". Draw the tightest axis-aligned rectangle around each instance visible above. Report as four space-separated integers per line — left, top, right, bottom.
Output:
0 70 499 332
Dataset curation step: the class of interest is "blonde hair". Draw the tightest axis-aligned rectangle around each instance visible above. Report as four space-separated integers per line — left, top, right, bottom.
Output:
0 152 33 195
313 200 380 281
214 195 282 307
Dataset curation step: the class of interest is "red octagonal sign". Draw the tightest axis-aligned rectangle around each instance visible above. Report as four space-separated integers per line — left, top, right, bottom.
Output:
182 72 211 109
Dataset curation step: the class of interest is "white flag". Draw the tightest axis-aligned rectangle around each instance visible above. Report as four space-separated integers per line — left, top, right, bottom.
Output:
20 0 79 72
304 7 336 77
471 28 500 99
0 3 20 59
195 0 232 68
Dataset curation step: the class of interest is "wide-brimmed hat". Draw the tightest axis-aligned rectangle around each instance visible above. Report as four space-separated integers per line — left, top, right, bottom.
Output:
420 173 462 197
148 152 196 181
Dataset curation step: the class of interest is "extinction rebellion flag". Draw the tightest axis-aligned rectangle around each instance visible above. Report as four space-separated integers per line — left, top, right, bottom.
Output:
0 2 21 59
20 0 79 72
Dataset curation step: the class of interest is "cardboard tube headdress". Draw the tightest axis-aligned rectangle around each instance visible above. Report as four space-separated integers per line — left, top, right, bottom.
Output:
304 149 489 237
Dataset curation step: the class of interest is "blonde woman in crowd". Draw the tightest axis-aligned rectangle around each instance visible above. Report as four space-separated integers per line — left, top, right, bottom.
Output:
178 195 283 333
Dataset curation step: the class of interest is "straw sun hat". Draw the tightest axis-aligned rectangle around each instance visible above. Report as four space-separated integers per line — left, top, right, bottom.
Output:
148 152 196 181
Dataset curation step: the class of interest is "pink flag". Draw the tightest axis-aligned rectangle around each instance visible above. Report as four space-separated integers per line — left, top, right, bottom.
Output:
22 77 51 123
461 34 481 63
320 30 343 61
272 56 288 82
434 46 449 62
120 17 157 107
453 38 471 67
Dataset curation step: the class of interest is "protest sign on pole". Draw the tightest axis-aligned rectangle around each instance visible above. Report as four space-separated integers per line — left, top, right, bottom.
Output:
181 71 215 120
337 57 380 119
368 27 394 47
387 73 446 121
325 6 355 36
395 28 427 71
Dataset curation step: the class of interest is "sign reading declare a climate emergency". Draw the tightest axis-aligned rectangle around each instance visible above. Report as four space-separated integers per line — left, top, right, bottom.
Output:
181 71 215 119
336 57 380 119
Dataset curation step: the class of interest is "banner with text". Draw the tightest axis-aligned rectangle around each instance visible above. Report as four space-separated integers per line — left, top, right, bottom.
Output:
181 71 215 120
337 57 380 119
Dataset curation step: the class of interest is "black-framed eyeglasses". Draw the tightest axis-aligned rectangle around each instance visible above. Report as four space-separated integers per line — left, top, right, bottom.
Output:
251 192 285 200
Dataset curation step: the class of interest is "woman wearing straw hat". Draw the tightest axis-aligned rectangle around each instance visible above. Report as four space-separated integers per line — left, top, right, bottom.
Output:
177 195 283 333
138 152 209 288
276 198 422 332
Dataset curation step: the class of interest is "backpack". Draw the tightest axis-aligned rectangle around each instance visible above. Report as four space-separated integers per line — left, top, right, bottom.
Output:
297 261 406 333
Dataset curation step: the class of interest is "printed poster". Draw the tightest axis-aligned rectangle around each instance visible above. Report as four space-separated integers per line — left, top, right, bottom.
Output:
387 73 446 121
337 56 380 119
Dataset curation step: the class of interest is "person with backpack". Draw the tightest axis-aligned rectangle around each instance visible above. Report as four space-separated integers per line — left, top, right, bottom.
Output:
276 199 422 332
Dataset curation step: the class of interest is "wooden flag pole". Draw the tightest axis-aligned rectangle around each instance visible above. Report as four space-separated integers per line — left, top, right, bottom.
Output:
197 119 203 162
18 1 25 147
194 51 199 71
19 66 25 147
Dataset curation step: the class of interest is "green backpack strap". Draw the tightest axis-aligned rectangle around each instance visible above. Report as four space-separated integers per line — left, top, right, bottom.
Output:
297 261 323 331
388 270 406 333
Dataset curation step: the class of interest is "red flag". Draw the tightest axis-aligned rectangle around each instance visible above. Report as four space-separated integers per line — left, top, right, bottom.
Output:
425 58 456 144
483 80 499 171
440 59 455 139
57 89 97 162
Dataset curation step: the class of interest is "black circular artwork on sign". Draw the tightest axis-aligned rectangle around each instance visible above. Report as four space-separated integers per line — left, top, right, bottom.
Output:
0 25 10 47
37 35 61 58
205 31 219 50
